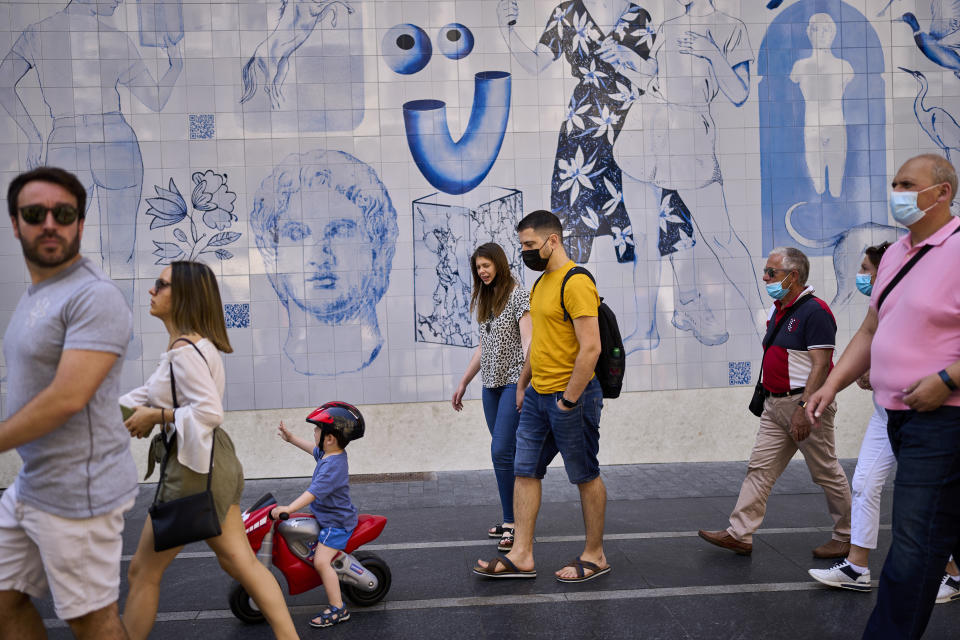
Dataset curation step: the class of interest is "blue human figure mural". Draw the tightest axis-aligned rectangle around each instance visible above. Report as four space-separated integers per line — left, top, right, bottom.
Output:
610 0 764 350
240 0 354 109
249 149 398 376
0 0 183 284
758 0 889 306
497 0 663 265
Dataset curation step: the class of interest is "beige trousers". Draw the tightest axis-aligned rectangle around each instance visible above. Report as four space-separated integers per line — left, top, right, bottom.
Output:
727 395 851 544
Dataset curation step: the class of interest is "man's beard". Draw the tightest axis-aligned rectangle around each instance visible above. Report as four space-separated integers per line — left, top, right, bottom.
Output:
20 231 81 268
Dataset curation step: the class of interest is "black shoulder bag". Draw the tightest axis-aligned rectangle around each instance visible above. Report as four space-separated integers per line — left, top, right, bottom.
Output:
149 338 222 551
749 294 814 417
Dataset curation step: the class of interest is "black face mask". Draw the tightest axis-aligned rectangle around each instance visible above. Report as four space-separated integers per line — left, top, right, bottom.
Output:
521 238 553 271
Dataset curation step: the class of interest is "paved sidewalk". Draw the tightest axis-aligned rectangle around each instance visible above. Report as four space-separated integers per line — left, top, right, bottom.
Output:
21 459 960 639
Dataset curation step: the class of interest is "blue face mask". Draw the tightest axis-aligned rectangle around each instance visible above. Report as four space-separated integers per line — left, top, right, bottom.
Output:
856 273 873 296
889 183 940 226
765 274 793 300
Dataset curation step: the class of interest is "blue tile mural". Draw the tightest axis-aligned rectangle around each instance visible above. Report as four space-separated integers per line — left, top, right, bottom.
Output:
0 0 954 409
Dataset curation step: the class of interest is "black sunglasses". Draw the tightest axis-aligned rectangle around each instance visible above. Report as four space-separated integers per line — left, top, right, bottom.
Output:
762 267 790 278
18 203 80 225
154 278 171 292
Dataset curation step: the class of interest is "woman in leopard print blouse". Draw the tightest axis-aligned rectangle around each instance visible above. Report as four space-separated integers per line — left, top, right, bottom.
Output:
452 243 531 552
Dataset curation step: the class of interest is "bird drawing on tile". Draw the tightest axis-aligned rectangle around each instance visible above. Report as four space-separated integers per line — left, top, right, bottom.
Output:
900 66 960 164
901 1 960 80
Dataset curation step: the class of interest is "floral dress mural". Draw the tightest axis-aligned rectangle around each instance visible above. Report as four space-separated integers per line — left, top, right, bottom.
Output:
540 1 658 263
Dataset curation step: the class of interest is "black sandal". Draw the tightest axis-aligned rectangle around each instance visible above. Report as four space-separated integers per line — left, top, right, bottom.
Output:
488 523 510 538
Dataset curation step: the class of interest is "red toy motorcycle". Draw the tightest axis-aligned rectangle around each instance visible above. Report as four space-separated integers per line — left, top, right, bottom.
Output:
229 492 391 623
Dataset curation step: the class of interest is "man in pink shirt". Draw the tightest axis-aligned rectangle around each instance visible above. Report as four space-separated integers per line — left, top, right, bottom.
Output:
808 154 960 639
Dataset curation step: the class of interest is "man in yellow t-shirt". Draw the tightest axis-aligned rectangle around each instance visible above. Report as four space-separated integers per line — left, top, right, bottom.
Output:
473 210 609 583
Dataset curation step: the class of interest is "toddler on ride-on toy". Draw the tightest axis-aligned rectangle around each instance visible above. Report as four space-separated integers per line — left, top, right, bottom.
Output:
273 401 363 629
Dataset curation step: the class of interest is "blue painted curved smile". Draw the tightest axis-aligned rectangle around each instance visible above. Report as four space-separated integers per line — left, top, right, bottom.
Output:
402 71 511 195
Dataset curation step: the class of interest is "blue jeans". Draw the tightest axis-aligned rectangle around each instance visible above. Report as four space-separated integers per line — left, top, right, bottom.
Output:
862 405 960 639
514 378 603 484
481 384 520 523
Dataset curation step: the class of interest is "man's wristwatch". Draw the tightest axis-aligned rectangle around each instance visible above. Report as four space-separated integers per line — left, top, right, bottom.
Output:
797 400 807 409
939 369 958 392
560 395 579 409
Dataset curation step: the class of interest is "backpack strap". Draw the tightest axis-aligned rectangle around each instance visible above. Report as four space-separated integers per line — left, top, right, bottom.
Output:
559 266 596 322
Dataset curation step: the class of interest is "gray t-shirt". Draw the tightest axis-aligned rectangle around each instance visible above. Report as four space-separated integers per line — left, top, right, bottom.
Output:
3 257 137 518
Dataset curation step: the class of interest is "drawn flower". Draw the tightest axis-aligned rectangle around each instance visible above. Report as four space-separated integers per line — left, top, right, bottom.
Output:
590 105 620 144
578 58 608 88
581 206 600 230
145 179 187 229
610 80 642 109
191 170 237 230
557 146 597 206
563 101 592 134
635 24 655 49
548 5 567 38
601 178 622 216
611 225 634 250
152 240 185 265
571 12 600 55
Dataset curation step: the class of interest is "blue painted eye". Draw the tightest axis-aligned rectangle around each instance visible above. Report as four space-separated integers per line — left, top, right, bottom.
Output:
437 23 474 60
382 24 432 74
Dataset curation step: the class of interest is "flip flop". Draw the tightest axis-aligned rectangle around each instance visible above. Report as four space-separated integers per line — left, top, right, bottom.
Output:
473 554 537 579
555 556 612 583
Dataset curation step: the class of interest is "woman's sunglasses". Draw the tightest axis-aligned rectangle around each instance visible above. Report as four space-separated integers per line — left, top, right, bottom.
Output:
18 204 80 225
154 278 171 292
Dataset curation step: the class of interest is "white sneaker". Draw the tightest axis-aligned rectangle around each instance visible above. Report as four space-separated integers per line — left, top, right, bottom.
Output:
936 573 960 604
808 561 872 592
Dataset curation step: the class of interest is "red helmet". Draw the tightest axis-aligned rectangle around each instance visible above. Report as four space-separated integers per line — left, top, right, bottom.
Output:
305 401 365 442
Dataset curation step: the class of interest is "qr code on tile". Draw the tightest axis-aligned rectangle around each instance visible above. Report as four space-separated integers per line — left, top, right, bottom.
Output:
728 361 751 386
189 114 215 140
224 303 249 329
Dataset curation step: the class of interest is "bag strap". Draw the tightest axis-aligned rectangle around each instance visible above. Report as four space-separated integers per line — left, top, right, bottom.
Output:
876 224 960 312
559 266 596 322
151 338 216 507
530 266 596 323
757 293 814 385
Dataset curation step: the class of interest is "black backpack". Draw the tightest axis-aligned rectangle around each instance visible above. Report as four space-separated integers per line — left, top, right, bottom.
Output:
530 266 626 398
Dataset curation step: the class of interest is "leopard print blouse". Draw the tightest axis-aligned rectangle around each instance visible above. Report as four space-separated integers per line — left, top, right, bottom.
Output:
479 285 530 388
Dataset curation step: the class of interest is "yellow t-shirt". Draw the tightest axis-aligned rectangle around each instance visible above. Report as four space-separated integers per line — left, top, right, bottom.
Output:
529 261 600 393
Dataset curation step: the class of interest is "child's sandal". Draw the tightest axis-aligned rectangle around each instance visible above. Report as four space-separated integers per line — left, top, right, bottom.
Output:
497 527 515 552
309 604 351 628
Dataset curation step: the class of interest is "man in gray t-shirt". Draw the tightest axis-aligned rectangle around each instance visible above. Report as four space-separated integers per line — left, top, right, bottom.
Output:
0 167 135 638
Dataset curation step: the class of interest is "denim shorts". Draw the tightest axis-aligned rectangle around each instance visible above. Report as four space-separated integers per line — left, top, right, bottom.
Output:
316 526 354 552
514 377 603 484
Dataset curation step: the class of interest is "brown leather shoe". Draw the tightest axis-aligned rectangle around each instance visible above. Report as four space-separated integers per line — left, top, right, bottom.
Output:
812 539 851 559
698 529 752 555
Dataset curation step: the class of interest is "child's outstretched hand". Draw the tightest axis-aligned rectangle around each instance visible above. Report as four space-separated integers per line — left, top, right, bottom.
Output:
277 421 293 442
270 506 291 520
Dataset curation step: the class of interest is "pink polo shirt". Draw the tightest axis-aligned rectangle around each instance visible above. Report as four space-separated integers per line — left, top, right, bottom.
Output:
870 216 960 410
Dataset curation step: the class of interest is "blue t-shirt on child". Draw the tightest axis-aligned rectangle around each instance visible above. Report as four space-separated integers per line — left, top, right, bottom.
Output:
309 447 358 530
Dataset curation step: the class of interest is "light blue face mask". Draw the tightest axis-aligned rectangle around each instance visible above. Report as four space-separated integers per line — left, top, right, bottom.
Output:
765 274 793 300
856 273 873 296
889 183 940 226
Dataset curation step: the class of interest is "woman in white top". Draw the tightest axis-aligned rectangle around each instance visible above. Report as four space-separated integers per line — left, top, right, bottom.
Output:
120 261 299 640
452 243 531 551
